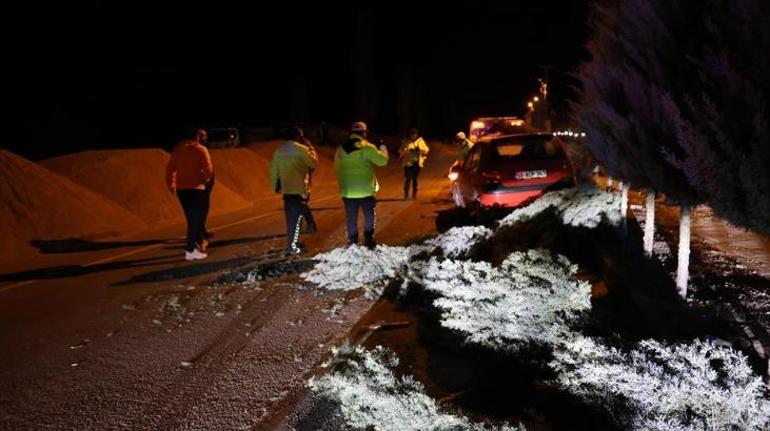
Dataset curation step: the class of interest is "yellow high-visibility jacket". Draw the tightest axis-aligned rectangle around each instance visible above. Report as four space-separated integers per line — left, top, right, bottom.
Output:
399 137 430 168
269 140 318 196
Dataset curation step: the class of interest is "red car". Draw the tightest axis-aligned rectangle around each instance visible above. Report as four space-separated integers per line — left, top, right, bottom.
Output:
449 133 575 209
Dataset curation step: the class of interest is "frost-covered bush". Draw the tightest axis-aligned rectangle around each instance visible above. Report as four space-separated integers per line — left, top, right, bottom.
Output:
412 225 493 259
499 187 622 229
551 336 770 431
408 249 592 352
302 227 494 297
309 345 524 431
301 245 412 297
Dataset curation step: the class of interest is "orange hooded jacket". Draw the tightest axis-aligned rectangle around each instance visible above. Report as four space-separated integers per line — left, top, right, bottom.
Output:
165 140 213 191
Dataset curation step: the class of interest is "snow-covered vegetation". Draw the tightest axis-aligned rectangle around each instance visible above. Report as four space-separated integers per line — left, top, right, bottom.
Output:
412 225 493 259
499 187 622 229
302 186 769 431
300 245 412 297
301 227 493 295
407 248 770 431
309 345 524 431
552 337 770 431
408 249 591 352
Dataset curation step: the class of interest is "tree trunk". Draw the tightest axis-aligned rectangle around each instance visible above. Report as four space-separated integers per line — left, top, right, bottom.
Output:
620 182 629 218
644 191 656 257
676 205 691 298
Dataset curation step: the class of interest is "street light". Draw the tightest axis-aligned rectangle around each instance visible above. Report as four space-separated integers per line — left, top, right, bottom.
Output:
527 102 534 110
533 96 540 102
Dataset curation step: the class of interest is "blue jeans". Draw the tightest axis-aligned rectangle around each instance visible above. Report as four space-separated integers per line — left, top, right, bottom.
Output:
342 197 376 244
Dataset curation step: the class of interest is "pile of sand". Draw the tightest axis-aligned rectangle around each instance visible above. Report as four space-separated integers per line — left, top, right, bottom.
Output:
0 150 148 261
43 149 251 227
209 148 272 200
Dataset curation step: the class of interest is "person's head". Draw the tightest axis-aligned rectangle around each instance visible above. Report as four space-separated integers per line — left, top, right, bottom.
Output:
196 129 208 145
351 121 368 137
291 126 304 141
409 128 419 140
455 131 466 141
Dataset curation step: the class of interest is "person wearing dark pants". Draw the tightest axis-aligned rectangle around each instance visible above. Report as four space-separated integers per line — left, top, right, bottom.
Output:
403 164 420 200
201 174 214 241
177 189 208 254
196 129 215 249
398 128 429 200
300 136 317 234
300 195 316 233
269 127 318 255
333 122 389 248
283 194 307 251
342 197 376 244
166 130 214 261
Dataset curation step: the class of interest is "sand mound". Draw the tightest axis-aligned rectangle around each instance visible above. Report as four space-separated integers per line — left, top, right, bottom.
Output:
43 149 251 227
0 150 148 262
209 148 272 200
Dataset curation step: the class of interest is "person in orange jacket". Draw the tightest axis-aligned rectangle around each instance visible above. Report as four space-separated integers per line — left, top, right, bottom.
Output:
196 129 215 243
166 129 214 261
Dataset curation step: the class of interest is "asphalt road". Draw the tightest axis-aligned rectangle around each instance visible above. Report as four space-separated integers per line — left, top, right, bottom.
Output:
0 143 456 430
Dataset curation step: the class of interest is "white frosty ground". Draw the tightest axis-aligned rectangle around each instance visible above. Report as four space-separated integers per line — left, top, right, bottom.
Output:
499 186 622 228
309 345 524 431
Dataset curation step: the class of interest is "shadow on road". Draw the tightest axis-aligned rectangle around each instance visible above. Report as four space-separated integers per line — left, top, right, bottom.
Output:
0 255 179 282
29 238 176 254
111 252 286 286
163 235 285 251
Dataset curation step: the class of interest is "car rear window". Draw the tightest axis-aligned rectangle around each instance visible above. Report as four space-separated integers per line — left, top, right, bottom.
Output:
493 137 563 160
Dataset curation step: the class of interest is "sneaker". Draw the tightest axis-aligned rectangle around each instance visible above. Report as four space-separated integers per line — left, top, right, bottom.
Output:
185 249 208 261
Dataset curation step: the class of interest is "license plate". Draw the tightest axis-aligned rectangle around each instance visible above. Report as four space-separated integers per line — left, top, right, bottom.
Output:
514 169 547 180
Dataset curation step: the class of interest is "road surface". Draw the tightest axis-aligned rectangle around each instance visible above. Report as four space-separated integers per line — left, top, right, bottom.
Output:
0 143 456 430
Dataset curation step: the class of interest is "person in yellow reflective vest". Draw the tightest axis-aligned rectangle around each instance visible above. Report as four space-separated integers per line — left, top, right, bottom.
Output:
398 128 429 200
333 121 389 248
269 126 318 255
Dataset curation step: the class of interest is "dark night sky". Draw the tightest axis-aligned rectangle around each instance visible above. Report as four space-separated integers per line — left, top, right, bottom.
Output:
2 1 591 159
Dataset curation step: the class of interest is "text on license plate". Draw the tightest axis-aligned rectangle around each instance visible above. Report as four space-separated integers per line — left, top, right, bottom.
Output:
514 169 547 180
